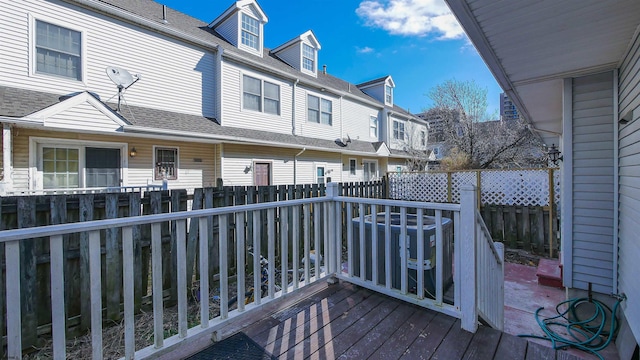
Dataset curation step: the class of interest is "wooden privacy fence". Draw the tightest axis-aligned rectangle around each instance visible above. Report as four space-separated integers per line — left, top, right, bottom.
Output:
387 168 560 257
0 180 384 349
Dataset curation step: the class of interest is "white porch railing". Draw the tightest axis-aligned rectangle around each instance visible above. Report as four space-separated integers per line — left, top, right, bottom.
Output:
4 184 165 196
0 183 503 359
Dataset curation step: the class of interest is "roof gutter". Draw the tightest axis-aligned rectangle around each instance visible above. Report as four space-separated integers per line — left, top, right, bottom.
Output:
123 125 378 156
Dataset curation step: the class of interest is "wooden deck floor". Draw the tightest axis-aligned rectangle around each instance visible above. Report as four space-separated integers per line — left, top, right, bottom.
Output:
228 281 585 360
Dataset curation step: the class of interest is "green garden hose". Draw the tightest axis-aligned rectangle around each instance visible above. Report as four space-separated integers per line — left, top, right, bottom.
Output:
518 294 625 360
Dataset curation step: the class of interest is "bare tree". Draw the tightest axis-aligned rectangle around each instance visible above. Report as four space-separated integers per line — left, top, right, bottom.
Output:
427 79 543 169
403 120 431 171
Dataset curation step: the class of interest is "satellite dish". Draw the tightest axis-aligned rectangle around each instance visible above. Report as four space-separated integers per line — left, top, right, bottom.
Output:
105 66 141 112
341 133 352 145
106 66 136 88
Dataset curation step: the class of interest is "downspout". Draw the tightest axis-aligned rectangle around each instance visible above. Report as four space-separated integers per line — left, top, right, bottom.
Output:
612 69 619 294
216 45 224 123
292 79 299 135
293 147 306 186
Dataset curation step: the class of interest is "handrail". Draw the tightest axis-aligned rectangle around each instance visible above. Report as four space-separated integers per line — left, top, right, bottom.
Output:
0 196 330 242
5 185 164 195
335 195 462 212
475 210 503 265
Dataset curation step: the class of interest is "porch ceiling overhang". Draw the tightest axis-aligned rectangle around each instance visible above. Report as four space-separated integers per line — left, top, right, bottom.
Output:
445 0 640 143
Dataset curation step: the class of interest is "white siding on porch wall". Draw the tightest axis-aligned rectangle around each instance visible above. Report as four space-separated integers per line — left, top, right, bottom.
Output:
618 30 640 344
0 0 215 117
568 72 615 294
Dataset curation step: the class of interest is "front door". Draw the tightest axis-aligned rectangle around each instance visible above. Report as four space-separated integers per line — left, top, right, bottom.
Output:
85 147 121 187
254 162 271 186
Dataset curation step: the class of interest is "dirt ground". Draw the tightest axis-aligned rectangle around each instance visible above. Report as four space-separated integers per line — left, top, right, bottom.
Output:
504 248 541 267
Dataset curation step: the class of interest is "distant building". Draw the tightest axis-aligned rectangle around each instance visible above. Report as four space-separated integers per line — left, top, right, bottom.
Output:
500 93 520 121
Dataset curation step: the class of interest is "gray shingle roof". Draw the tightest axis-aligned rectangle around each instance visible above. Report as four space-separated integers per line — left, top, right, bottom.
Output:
75 0 379 106
0 86 379 154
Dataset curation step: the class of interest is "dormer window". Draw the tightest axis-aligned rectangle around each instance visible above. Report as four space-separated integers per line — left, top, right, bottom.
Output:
385 85 393 104
241 13 260 50
303 44 315 72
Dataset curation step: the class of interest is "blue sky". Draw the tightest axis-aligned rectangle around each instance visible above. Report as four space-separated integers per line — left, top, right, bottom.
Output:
159 0 502 116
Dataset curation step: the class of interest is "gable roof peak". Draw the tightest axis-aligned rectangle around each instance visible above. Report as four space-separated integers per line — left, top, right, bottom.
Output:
272 30 321 54
357 75 395 89
209 0 268 29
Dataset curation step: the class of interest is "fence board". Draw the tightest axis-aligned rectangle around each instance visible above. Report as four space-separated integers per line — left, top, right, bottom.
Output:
129 192 142 313
18 197 38 349
105 193 121 321
186 188 203 291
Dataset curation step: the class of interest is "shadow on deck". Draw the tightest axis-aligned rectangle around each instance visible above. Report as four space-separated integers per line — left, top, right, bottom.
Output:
181 281 587 360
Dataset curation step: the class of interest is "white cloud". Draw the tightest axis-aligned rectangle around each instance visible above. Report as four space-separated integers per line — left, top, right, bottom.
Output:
356 46 375 54
356 0 465 40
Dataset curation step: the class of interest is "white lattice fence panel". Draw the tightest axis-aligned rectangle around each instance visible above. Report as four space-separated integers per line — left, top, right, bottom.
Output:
451 172 477 203
554 169 561 206
481 170 550 206
388 172 447 202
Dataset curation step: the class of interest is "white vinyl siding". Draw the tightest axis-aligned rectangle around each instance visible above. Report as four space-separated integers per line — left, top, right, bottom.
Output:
341 98 381 140
571 71 615 294
213 15 239 47
222 145 341 185
2 1 214 117
44 101 123 132
617 30 640 341
221 62 291 133
35 20 82 81
12 129 216 191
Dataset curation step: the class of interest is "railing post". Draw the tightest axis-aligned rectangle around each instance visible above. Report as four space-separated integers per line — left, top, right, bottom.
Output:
326 182 339 279
460 184 478 332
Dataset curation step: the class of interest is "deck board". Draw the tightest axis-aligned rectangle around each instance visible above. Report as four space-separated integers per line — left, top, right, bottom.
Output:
205 281 596 360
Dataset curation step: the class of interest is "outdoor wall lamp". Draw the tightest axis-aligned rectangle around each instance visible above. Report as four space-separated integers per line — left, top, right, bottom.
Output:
547 144 563 166
129 147 137 158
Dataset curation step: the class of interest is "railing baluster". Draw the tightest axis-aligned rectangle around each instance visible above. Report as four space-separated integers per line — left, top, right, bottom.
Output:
199 217 210 322
435 210 443 305
253 210 261 304
453 211 461 309
50 235 66 360
400 207 408 294
416 210 424 300
293 206 300 289
89 230 103 359
314 203 321 280
151 223 164 348
385 207 391 289
268 209 276 298
334 200 342 275
177 219 188 334
346 204 353 278
6 240 21 360
323 203 329 277
370 204 378 286
219 215 229 318
280 210 288 294
304 204 311 285
236 213 246 311
358 203 365 280
122 227 135 359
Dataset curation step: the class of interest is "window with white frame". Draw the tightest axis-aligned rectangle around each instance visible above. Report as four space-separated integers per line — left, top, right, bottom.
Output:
155 147 178 180
241 13 260 50
308 95 332 125
421 130 426 146
302 43 315 72
35 20 82 80
370 116 378 138
385 85 393 104
243 75 280 115
42 147 79 188
393 120 405 140
316 166 325 184
349 159 356 175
